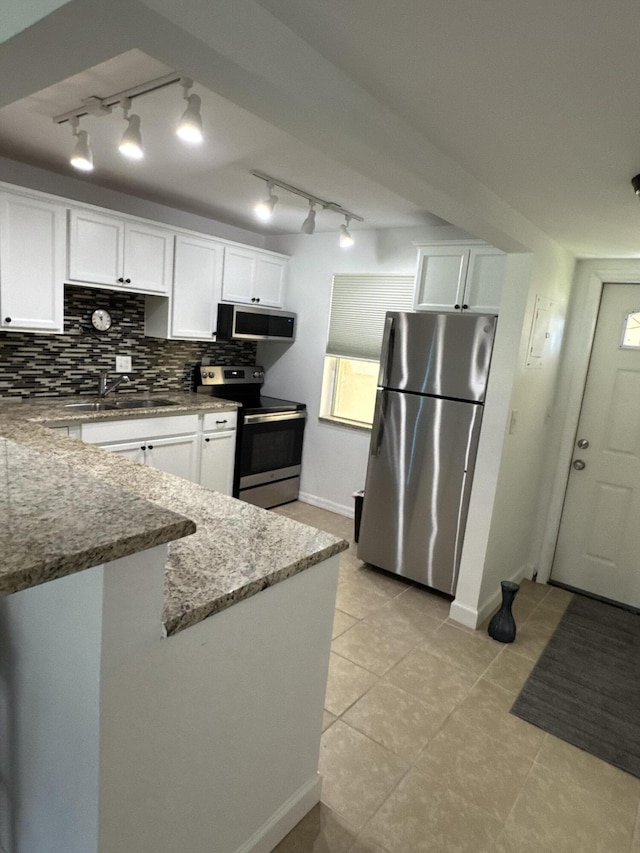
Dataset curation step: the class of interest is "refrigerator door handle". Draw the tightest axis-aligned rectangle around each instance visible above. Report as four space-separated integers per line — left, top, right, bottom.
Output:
370 389 385 456
377 315 395 387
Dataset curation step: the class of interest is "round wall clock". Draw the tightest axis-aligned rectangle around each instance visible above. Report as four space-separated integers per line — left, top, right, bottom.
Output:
91 308 112 332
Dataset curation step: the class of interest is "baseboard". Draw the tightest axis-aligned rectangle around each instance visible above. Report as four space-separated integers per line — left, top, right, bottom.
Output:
450 564 534 630
234 773 322 853
298 492 353 518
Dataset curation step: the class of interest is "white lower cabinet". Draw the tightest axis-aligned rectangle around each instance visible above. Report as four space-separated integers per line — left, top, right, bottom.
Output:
80 410 237 494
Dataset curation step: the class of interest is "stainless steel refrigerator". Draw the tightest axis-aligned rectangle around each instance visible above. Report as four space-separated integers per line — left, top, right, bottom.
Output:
357 311 497 595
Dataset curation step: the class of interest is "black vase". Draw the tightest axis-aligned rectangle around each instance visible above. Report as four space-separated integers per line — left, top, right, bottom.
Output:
487 581 520 643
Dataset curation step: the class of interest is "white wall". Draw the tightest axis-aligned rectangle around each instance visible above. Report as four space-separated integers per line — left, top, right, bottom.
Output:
0 157 265 248
261 224 470 515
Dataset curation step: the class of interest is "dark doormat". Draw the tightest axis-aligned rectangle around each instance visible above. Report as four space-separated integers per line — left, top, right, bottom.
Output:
510 593 640 778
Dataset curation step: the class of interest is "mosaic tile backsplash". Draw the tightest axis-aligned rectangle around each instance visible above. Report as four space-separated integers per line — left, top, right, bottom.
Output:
0 286 256 398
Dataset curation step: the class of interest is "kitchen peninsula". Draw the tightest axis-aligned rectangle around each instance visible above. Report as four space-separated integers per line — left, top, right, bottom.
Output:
0 396 347 853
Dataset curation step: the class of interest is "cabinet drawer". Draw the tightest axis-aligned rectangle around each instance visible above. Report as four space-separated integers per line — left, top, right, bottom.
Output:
82 413 200 444
202 409 237 431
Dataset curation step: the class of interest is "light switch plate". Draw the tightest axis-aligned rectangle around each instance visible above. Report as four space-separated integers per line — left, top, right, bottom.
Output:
116 355 132 373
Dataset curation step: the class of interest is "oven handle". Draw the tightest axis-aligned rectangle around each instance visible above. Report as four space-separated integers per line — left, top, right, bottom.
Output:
244 411 307 425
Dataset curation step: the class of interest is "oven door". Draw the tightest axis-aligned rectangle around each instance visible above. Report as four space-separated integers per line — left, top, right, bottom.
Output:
238 411 306 507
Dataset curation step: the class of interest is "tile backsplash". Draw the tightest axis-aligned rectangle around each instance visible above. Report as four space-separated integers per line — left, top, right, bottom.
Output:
0 286 256 398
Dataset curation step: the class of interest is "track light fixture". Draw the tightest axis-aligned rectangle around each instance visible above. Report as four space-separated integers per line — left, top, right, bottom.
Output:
54 72 204 173
69 117 94 172
632 174 640 196
301 201 316 235
339 216 354 248
118 98 144 160
254 181 279 222
250 170 363 245
176 78 204 144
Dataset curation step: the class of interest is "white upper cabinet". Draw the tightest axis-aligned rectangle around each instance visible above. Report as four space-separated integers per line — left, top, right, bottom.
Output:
68 209 173 295
0 191 66 333
221 246 286 307
414 243 505 314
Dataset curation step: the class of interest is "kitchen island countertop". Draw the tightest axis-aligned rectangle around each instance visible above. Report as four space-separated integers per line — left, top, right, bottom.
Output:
0 393 348 635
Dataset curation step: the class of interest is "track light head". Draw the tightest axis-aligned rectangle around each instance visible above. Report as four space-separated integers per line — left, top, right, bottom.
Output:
632 174 640 196
119 100 143 160
339 216 354 248
177 79 203 144
255 182 278 222
301 203 316 235
69 117 94 172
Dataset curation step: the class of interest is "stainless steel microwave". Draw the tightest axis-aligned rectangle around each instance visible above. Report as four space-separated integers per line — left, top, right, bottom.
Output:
216 303 296 342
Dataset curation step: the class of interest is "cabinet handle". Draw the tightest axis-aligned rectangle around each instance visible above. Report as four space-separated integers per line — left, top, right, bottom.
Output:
147 444 154 450
454 304 461 310
251 297 256 302
125 278 131 284
140 445 146 450
255 297 260 303
462 304 469 310
4 317 11 323
215 419 228 425
118 277 124 283
204 437 210 443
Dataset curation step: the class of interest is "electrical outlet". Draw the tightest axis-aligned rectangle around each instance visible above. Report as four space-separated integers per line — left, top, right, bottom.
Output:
508 409 519 435
116 355 132 373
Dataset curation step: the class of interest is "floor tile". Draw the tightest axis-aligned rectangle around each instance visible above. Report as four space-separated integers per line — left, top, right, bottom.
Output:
632 809 640 853
356 566 409 598
535 734 640 814
492 825 556 853
505 618 553 662
332 620 416 676
363 598 444 645
323 711 337 732
319 721 408 832
325 652 377 716
360 768 500 853
419 621 501 677
335 579 394 620
347 839 391 853
504 761 635 853
414 714 535 821
394 585 453 619
517 578 553 605
385 645 477 718
540 584 574 612
333 608 358 640
272 802 358 852
450 679 545 759
481 647 536 695
343 680 437 761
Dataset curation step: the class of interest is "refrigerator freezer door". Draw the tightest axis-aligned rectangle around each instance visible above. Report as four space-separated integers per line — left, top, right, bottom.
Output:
382 312 497 402
357 389 483 593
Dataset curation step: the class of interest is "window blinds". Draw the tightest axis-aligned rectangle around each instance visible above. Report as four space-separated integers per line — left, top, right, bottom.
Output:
326 274 415 360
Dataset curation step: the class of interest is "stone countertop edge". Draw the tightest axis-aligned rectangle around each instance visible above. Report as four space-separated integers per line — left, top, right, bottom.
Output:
0 392 349 636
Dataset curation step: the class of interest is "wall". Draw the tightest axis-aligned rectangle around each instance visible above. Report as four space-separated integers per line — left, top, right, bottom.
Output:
260 224 471 515
0 285 255 398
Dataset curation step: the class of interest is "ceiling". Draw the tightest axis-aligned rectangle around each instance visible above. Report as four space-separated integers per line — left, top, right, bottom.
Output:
2 0 640 257
0 49 445 236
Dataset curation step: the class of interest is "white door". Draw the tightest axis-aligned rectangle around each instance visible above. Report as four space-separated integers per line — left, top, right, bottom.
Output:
124 222 173 295
171 235 223 338
464 248 505 314
68 209 124 286
200 431 236 494
145 434 200 482
413 246 468 312
552 283 640 607
99 439 146 465
254 255 285 307
221 246 255 303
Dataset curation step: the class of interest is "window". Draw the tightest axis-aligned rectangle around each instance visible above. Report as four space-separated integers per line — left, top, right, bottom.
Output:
621 309 640 349
321 274 414 427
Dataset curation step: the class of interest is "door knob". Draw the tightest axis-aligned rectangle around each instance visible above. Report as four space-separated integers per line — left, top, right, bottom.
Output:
577 438 589 449
573 459 586 470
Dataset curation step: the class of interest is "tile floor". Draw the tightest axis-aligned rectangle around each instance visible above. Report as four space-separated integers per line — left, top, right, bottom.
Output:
272 501 640 853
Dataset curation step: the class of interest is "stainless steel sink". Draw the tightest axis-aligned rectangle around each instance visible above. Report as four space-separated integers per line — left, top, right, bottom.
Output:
64 402 117 412
111 398 178 410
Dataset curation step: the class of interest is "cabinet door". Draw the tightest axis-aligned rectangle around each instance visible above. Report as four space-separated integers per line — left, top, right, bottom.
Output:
145 433 200 482
68 209 124 286
99 439 146 465
0 193 65 333
221 246 256 303
463 248 505 314
171 235 223 338
124 222 173 295
414 246 468 312
254 255 285 307
200 431 236 495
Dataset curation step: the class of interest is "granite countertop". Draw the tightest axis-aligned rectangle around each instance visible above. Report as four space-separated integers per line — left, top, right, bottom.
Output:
0 393 348 635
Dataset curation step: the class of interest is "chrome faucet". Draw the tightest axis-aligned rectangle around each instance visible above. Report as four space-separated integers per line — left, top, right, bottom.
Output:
98 372 130 397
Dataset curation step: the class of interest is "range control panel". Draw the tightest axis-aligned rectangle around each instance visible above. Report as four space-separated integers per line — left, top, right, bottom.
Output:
197 363 265 387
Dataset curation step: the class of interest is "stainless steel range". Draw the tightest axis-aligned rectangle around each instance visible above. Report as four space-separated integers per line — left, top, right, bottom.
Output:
196 362 306 509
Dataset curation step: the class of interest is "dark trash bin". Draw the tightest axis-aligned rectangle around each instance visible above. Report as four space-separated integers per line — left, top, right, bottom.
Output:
352 489 364 543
